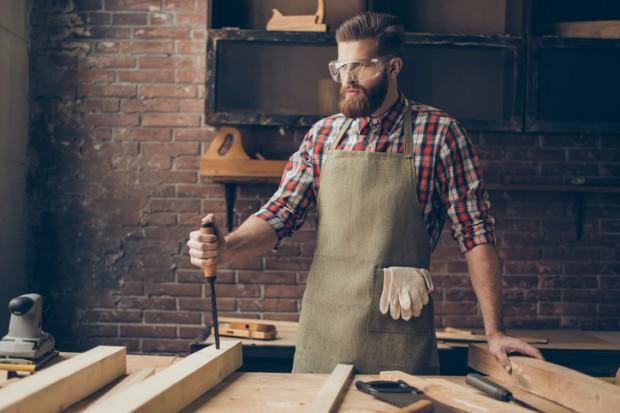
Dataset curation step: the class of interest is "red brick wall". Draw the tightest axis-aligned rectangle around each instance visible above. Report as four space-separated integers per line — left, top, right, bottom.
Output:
29 0 619 353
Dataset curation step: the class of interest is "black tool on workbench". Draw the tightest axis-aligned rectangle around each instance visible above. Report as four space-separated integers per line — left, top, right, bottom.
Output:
355 380 428 408
466 373 542 412
201 220 220 350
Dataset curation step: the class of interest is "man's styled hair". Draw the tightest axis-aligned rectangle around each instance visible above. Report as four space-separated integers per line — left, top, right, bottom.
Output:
335 12 405 57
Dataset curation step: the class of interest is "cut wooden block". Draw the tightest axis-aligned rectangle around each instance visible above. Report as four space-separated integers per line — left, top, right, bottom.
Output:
0 346 126 413
380 371 532 413
84 340 242 413
306 364 354 413
219 316 299 333
467 343 620 413
214 322 278 340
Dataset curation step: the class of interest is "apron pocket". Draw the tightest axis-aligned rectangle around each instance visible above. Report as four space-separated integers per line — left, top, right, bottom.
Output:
367 267 434 335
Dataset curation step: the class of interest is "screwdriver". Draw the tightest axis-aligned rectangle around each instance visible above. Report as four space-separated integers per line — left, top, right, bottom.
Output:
200 220 220 350
465 373 541 412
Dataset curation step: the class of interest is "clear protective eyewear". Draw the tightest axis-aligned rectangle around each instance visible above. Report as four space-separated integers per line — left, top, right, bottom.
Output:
328 55 393 83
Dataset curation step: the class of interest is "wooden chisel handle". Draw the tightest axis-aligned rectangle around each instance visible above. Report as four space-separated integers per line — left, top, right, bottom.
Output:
200 221 216 277
393 399 433 413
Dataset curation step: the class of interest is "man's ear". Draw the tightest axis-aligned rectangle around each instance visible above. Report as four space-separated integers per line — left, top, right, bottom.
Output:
389 57 403 77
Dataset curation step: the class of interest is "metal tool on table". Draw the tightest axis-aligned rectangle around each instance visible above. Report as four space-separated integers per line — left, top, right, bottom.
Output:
355 380 434 412
201 220 220 350
466 373 542 412
0 293 58 375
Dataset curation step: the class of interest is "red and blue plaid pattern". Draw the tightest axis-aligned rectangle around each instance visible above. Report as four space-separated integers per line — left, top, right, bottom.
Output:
255 94 495 253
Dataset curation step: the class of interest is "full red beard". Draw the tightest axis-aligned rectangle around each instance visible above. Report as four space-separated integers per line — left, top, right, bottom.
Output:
338 72 389 118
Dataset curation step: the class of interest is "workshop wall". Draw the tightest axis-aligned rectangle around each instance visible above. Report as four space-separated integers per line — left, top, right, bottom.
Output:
0 0 30 334
28 0 620 353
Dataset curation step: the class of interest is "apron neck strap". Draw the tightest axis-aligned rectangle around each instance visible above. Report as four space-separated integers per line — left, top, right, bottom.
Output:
403 100 413 155
326 101 413 154
326 118 353 152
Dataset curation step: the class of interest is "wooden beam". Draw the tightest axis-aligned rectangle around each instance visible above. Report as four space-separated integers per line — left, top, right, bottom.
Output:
436 330 548 344
467 343 620 413
306 364 353 413
87 368 156 409
380 371 531 413
0 346 126 413
85 340 242 413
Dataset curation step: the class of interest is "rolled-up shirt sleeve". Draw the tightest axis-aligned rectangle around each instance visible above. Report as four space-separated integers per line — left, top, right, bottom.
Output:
435 119 496 253
254 126 317 247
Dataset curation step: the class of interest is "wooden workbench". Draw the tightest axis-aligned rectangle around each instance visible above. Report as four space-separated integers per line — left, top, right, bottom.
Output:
201 328 620 376
0 353 610 413
3 353 606 412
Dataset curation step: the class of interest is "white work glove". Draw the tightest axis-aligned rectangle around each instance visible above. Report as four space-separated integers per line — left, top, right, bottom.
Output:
379 266 434 321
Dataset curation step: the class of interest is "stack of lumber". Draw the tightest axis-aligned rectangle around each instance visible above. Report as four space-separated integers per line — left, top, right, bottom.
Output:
0 341 242 413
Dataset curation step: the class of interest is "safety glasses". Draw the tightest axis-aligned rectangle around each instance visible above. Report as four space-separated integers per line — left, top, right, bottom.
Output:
328 55 393 83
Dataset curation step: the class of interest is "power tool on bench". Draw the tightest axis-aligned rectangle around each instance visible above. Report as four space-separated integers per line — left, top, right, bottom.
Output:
0 293 58 374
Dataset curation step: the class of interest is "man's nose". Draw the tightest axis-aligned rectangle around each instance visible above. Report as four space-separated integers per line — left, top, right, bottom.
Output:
341 70 356 85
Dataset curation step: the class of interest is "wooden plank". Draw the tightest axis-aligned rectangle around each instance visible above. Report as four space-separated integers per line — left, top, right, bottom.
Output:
219 316 299 333
85 340 242 413
86 368 156 409
436 330 549 344
0 346 126 413
467 343 620 413
306 364 354 413
380 371 531 413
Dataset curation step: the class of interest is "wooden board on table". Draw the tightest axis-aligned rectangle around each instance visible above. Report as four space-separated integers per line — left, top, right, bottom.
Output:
219 316 299 333
84 340 242 413
306 364 354 413
380 371 531 413
0 346 126 413
436 330 548 344
467 343 620 413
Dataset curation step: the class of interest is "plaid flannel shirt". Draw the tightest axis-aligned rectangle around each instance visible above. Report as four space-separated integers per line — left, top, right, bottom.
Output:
255 94 495 253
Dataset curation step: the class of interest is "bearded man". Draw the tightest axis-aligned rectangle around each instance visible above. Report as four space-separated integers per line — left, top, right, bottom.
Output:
188 12 543 374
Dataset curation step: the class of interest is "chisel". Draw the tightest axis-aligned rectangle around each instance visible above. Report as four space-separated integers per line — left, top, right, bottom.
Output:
200 220 220 350
465 373 541 412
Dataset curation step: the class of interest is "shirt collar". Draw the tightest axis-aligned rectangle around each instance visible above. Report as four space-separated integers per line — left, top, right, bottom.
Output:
353 92 407 135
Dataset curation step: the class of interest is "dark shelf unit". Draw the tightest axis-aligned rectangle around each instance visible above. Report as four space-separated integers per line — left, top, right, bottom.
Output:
204 0 620 133
205 30 524 131
526 36 620 133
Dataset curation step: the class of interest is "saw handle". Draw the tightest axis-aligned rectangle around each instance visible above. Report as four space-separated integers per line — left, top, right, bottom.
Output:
200 222 217 278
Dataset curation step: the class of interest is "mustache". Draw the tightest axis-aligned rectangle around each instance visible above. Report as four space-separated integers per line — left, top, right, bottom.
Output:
340 86 367 97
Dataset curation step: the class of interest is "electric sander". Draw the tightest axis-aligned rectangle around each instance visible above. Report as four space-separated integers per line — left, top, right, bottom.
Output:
0 293 58 374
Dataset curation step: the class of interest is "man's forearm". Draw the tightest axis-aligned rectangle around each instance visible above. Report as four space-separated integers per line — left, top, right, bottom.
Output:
221 216 278 263
464 243 504 336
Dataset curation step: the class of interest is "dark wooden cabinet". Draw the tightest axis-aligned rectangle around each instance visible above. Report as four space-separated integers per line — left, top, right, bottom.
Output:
204 0 620 133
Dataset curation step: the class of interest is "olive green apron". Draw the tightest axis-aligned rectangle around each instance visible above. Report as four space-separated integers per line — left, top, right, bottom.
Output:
292 104 440 374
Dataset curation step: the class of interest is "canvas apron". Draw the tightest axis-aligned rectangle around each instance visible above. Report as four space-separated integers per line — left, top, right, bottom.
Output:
292 106 440 374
